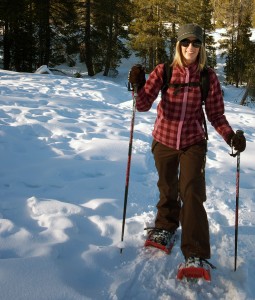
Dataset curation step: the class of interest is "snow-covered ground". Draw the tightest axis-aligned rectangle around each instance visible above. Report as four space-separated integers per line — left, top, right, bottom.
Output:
0 31 254 299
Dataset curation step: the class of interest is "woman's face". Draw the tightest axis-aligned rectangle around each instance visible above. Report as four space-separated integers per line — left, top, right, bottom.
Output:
180 37 201 65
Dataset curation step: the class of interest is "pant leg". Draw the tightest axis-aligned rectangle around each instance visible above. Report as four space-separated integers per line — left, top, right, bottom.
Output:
152 140 181 232
179 140 210 259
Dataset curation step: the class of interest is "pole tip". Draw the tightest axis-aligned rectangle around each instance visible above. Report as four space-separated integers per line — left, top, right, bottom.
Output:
117 241 126 253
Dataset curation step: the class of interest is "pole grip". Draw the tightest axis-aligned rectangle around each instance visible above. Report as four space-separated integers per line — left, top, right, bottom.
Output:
230 130 244 157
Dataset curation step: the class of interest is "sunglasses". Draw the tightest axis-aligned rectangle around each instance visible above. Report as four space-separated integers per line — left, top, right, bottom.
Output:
180 39 202 48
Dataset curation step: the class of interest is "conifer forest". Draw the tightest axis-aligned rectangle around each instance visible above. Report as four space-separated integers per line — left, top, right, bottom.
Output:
0 0 255 92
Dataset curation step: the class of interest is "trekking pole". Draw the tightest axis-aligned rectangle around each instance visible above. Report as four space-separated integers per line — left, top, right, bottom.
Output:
234 151 240 271
120 83 137 254
229 130 243 271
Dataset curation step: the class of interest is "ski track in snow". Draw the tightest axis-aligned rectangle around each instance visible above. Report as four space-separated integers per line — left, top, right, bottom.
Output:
0 49 255 299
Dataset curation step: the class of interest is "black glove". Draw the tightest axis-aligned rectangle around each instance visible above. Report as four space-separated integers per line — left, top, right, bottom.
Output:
128 64 146 89
228 130 246 152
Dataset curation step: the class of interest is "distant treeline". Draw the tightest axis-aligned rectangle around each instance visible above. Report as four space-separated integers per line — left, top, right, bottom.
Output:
0 0 255 90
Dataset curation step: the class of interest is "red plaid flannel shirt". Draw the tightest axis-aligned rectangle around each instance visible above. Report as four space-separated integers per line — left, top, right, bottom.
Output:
136 63 234 150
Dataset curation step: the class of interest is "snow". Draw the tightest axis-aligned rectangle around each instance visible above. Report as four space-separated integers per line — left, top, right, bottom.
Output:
0 31 255 299
34 65 53 75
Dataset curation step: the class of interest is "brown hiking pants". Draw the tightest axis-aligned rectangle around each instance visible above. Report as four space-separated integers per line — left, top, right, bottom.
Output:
152 139 210 259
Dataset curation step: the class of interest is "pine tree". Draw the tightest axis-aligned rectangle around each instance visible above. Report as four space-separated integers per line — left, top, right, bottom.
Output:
0 0 80 71
46 0 79 66
93 0 132 76
76 0 132 76
0 0 37 71
129 0 173 71
219 0 254 87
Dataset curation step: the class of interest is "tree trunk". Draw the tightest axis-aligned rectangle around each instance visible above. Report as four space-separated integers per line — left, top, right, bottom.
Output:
38 0 50 66
240 81 250 105
84 0 94 76
3 21 11 70
103 13 114 76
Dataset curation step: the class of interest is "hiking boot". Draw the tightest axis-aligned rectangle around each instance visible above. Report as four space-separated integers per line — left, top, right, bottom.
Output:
146 228 175 246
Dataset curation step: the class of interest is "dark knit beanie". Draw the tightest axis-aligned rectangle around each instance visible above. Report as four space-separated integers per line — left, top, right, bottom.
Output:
177 24 203 42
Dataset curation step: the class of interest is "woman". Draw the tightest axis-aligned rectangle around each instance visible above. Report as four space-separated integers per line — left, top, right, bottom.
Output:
128 24 246 273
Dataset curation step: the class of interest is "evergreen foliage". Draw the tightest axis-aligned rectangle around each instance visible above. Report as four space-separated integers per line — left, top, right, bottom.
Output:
92 0 132 76
129 0 175 71
218 0 255 87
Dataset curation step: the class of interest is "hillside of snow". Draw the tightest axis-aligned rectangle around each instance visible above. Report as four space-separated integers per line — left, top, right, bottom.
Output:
0 31 255 299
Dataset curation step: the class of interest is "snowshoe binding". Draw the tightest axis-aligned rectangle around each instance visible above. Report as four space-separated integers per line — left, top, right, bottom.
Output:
144 228 176 254
177 257 216 282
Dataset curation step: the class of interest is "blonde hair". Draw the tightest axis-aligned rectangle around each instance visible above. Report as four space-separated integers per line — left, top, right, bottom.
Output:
171 41 207 71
